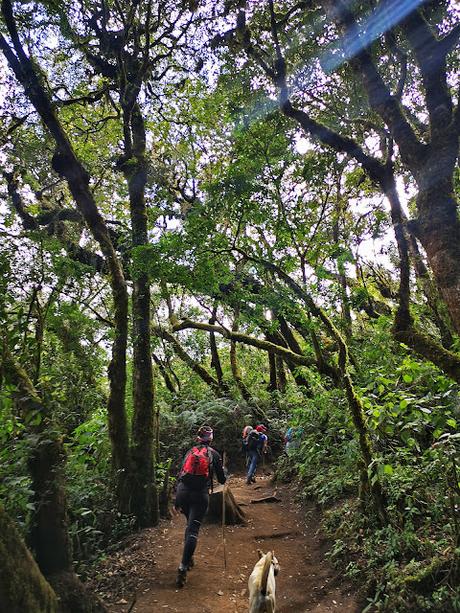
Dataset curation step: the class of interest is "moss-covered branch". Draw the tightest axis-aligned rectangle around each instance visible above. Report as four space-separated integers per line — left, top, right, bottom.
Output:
172 319 316 367
152 326 221 394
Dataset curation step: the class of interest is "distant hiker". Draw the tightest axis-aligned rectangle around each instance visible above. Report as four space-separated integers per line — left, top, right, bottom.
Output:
256 424 268 453
174 425 226 588
284 426 304 455
242 424 253 466
245 425 268 485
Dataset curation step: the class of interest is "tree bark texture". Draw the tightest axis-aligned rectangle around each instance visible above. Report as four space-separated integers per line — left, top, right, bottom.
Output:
206 486 246 525
0 505 58 613
0 348 104 612
230 311 253 403
123 101 157 527
275 355 287 392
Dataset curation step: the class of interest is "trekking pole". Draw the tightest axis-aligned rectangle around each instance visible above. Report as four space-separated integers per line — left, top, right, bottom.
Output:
222 482 227 570
221 450 228 570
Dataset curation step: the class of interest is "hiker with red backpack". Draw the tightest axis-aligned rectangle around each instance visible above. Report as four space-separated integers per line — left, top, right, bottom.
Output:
174 425 226 588
244 424 268 485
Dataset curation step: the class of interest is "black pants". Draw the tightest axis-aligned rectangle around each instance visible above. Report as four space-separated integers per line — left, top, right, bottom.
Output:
175 482 209 568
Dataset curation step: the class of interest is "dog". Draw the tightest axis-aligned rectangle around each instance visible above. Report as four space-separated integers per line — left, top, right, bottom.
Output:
248 549 280 613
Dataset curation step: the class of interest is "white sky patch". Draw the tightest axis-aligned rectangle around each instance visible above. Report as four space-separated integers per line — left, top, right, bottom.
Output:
295 136 314 154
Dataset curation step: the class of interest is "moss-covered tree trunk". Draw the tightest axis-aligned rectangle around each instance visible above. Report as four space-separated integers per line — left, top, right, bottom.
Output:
209 307 231 395
275 355 287 392
0 505 58 613
27 435 72 576
122 100 158 527
230 309 252 402
1 348 105 612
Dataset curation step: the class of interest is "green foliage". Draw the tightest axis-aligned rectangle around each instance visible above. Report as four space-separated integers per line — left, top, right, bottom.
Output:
65 411 136 574
158 396 251 469
1 3 459 607
277 322 460 611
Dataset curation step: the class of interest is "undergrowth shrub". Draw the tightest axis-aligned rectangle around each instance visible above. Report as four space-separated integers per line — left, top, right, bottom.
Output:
158 394 284 471
275 329 460 612
65 410 136 576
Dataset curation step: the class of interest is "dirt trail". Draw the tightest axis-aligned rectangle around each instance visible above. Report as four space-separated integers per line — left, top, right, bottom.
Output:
99 475 360 613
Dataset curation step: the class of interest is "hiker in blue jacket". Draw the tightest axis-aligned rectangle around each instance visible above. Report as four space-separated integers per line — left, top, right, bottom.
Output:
174 425 226 588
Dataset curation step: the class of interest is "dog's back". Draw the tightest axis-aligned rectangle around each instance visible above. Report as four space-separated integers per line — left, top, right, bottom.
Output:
248 551 278 613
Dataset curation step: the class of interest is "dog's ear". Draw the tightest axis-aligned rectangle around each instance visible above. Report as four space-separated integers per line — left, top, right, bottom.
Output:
272 552 280 575
257 549 264 559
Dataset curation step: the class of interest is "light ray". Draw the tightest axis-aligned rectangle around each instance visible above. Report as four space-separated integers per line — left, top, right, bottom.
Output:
322 0 426 73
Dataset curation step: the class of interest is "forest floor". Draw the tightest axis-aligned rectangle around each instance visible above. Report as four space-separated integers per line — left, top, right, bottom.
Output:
90 473 361 613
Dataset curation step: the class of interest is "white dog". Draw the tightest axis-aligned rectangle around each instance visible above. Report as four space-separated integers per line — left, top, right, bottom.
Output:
248 549 280 613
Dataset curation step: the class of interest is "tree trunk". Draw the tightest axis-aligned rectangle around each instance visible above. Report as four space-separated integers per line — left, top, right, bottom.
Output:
0 505 58 613
406 230 454 349
230 310 252 402
209 307 231 395
27 435 72 576
266 328 311 392
275 355 287 392
0 20 131 512
206 485 246 525
267 347 278 392
1 348 105 612
124 102 157 527
415 178 460 336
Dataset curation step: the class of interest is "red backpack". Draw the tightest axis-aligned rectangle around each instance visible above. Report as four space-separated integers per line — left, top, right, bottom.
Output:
179 445 213 487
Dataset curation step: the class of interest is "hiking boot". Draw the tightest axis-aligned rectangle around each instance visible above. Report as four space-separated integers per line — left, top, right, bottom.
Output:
246 476 252 485
251 476 256 483
187 558 194 570
176 568 187 588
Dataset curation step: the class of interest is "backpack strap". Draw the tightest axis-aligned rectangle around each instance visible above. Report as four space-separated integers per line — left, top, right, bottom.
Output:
207 446 214 493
